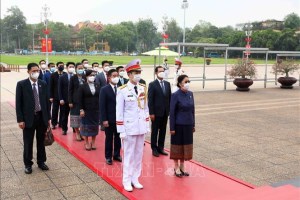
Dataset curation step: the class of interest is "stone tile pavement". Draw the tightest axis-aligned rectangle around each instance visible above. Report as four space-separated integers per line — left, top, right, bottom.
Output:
1 70 300 199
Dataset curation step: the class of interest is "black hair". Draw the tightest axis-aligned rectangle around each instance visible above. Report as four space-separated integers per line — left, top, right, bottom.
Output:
116 66 124 72
81 59 88 63
27 63 39 71
56 61 64 66
177 75 188 88
48 62 55 67
107 69 117 77
155 66 164 73
92 62 99 67
39 60 46 64
66 62 75 67
102 60 109 66
75 62 83 69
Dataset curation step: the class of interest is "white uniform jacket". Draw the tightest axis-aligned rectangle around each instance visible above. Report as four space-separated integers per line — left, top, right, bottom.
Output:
116 81 150 136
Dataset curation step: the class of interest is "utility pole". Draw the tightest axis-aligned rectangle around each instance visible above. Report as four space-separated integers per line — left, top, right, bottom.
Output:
32 25 35 52
181 0 189 56
42 4 50 64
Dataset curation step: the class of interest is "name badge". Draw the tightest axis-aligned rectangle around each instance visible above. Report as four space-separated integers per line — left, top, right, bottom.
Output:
128 95 134 97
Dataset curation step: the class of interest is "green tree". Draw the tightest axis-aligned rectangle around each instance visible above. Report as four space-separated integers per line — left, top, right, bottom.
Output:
274 29 298 51
78 27 97 51
284 13 300 29
251 29 281 49
2 6 27 50
136 18 158 52
165 18 182 43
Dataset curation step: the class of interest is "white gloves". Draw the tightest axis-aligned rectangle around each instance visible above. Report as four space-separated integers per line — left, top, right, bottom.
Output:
120 132 126 140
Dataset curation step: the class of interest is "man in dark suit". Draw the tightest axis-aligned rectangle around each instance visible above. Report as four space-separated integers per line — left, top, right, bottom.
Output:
95 60 110 90
100 69 122 165
148 66 171 157
49 62 65 129
16 63 51 174
58 62 75 135
116 66 128 87
38 59 51 82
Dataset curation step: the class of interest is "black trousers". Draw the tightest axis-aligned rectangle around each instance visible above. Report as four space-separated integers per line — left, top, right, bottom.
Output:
51 99 62 127
151 113 168 151
23 112 47 167
60 103 70 132
104 123 121 159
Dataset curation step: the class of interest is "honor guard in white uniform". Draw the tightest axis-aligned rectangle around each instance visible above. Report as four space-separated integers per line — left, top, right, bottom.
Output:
116 59 150 192
172 58 185 93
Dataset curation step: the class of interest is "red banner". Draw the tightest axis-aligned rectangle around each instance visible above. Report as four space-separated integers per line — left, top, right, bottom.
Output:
41 38 52 52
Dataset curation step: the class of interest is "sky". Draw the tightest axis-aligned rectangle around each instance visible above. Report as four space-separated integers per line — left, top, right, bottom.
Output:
1 0 299 30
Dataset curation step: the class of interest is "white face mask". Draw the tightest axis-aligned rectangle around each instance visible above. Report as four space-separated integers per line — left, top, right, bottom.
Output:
68 67 75 74
104 66 110 72
111 77 120 84
119 71 125 77
133 74 141 83
183 83 190 90
93 67 99 72
88 76 95 82
41 64 47 69
84 64 89 68
30 72 39 80
157 72 165 79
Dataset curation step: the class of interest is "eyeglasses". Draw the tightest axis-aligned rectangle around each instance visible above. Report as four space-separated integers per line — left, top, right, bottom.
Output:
184 81 190 83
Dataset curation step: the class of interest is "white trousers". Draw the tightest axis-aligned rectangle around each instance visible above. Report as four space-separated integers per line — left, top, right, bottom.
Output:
122 134 145 186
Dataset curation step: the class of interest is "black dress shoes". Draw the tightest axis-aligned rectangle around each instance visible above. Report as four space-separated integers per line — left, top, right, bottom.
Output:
152 150 159 157
158 149 168 156
106 158 112 165
25 166 32 174
113 156 122 162
38 163 49 171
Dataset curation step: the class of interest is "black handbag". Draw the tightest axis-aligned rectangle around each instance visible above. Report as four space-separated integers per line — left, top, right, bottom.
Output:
44 126 54 146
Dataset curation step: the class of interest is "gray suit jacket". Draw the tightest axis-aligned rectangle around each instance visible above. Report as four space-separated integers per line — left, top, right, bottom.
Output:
95 72 107 90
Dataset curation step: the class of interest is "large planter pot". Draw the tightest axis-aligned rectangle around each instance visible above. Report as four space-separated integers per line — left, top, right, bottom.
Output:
206 60 211 65
233 78 253 91
277 77 297 89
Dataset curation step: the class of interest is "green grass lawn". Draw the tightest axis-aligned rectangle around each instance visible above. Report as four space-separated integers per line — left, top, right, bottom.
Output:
1 54 278 66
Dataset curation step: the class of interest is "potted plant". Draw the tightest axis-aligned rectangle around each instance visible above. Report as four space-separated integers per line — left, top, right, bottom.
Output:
206 58 211 65
227 59 257 91
272 59 299 89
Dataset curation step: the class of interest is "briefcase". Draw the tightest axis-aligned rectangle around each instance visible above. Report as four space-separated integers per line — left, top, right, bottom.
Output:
44 126 54 146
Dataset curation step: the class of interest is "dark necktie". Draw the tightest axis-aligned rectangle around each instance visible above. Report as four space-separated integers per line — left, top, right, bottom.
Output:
160 80 165 94
114 85 117 95
32 83 41 112
134 86 138 95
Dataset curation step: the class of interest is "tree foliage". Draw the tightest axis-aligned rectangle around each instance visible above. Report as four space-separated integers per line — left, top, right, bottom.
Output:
1 6 299 54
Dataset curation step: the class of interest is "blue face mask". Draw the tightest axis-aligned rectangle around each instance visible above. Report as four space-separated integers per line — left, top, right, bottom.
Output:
77 69 84 75
50 67 56 72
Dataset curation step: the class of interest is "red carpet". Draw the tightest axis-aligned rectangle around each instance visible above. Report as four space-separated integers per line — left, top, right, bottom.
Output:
8 101 300 200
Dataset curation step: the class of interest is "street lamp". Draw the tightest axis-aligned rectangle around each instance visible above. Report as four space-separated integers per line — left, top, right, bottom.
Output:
244 22 253 60
181 0 188 55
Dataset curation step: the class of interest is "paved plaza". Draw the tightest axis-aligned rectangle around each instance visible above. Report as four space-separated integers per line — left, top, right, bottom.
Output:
1 67 299 199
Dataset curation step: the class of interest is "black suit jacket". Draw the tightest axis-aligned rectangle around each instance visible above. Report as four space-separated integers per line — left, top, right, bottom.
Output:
148 79 171 117
16 79 51 128
117 77 128 87
99 84 117 123
49 71 66 100
78 83 100 112
68 75 86 104
58 73 71 103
